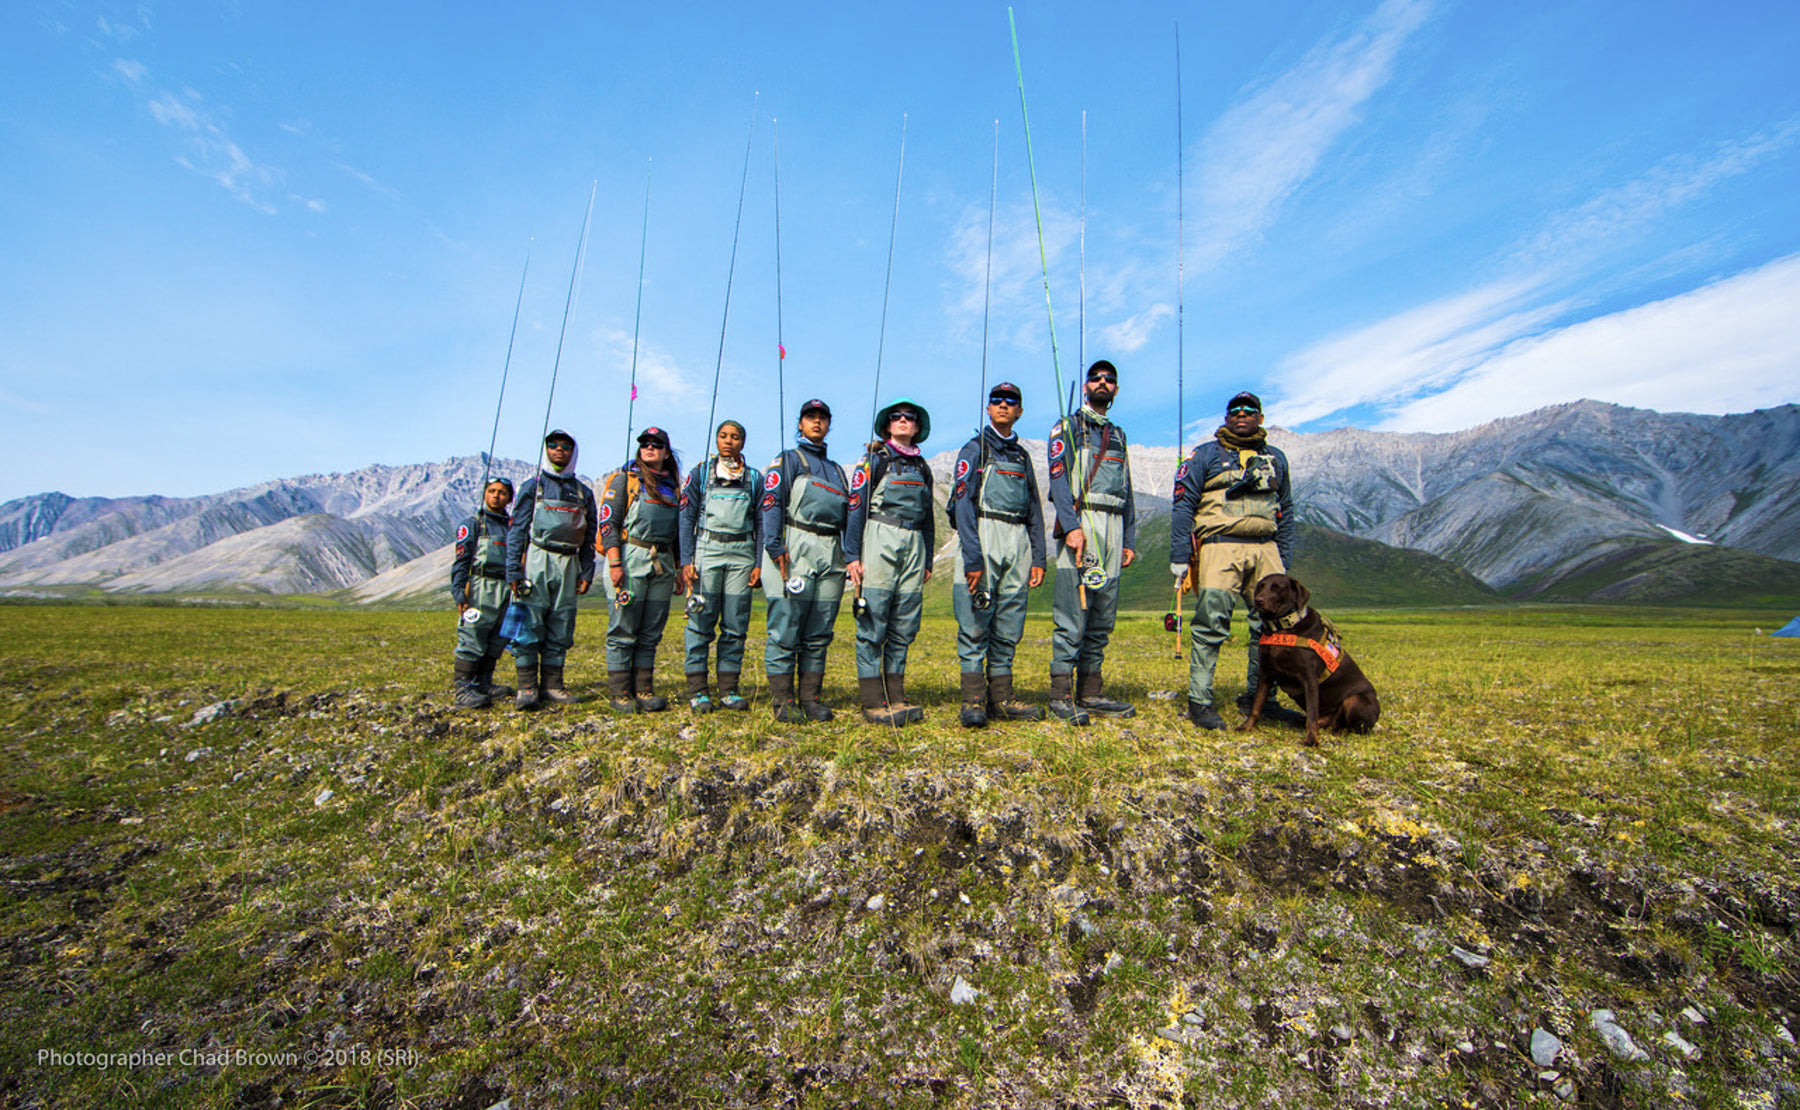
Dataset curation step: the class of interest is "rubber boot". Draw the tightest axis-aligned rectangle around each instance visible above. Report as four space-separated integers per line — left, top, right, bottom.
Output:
717 671 749 711
987 673 1046 722
477 654 514 700
884 672 926 725
958 672 988 728
1076 670 1135 718
540 664 576 706
768 672 806 723
1188 699 1228 730
514 662 542 711
634 667 668 712
860 676 910 726
1238 690 1306 727
454 659 490 709
607 670 637 713
1047 672 1090 726
686 671 714 714
797 670 834 723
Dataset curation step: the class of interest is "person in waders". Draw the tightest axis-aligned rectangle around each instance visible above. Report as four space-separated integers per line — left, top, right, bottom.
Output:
759 399 851 723
678 420 763 712
450 477 516 709
1170 391 1306 730
1046 360 1138 723
505 430 596 709
946 382 1048 727
598 426 683 713
845 399 936 725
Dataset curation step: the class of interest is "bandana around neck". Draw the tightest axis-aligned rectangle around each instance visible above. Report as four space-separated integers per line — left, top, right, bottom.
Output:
1215 425 1267 451
885 439 921 457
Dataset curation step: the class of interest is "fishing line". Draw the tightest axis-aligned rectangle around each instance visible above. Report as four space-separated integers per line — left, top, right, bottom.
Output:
705 94 760 447
1079 109 1086 378
623 158 652 459
869 113 907 431
539 182 597 467
773 116 787 431
1006 8 1070 421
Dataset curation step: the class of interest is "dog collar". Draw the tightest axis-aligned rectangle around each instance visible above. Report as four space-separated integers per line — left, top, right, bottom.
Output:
1268 605 1308 632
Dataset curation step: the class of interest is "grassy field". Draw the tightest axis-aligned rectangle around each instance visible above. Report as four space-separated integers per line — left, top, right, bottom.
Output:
2 602 1797 1108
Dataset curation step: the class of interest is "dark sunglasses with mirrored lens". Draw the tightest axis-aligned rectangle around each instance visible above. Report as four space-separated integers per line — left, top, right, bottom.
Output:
1228 406 1259 416
1087 372 1117 384
988 395 1020 406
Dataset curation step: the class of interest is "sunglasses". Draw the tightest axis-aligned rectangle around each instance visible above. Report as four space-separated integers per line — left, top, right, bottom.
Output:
1228 406 1260 416
890 412 919 422
988 396 1020 406
1087 372 1117 384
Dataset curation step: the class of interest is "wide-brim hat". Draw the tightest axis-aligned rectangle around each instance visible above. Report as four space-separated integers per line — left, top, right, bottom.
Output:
875 397 931 444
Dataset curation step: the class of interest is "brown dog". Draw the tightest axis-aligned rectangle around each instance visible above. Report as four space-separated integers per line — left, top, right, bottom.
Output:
1240 574 1379 746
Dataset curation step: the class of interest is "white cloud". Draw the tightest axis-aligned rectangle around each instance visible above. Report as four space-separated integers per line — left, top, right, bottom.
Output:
112 58 147 84
596 328 697 403
1097 304 1174 355
1376 253 1800 430
137 84 279 213
1190 0 1435 271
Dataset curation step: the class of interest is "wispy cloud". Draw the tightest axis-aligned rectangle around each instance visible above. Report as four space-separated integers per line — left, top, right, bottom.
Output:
338 162 403 202
1097 304 1173 355
1190 0 1436 271
112 59 282 213
1376 253 1800 430
596 328 697 403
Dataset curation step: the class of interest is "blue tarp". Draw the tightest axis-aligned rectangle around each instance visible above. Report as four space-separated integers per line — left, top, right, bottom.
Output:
1774 617 1800 638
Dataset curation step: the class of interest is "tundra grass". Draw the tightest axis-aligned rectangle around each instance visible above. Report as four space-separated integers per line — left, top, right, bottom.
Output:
1 603 1796 1108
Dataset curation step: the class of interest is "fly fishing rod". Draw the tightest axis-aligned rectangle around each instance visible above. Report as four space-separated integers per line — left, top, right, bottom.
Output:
1079 109 1087 381
705 94 759 448
978 119 998 419
623 159 652 459
868 113 907 432
479 242 532 499
1006 8 1071 424
773 116 787 430
538 182 598 459
1173 24 1188 661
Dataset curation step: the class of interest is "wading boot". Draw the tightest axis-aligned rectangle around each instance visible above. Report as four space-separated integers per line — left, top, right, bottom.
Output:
1076 670 1135 719
860 676 910 726
477 654 514 700
797 671 834 723
633 668 668 712
716 671 749 711
607 670 637 713
514 663 542 711
1237 690 1306 727
1187 699 1228 730
958 673 988 728
884 672 925 725
987 673 1046 722
767 672 806 724
1047 673 1091 727
686 671 714 714
540 665 576 706
453 660 490 709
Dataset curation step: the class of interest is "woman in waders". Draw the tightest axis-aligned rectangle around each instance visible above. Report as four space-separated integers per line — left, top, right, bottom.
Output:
598 426 684 712
845 398 936 726
678 420 763 712
759 399 851 723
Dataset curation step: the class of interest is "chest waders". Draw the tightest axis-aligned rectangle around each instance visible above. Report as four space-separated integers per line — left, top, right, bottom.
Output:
1050 419 1135 717
854 455 931 684
954 455 1034 680
1188 446 1288 716
515 486 587 670
761 459 847 682
453 512 515 707
607 480 678 682
684 471 760 704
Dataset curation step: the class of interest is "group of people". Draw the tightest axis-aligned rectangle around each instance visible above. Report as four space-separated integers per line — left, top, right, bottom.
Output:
449 360 1310 730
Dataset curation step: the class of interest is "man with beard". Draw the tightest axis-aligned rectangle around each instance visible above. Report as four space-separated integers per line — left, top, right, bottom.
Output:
1045 360 1138 723
1170 391 1305 730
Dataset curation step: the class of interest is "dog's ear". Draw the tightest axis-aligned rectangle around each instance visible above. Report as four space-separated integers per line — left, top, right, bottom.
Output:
1295 579 1311 610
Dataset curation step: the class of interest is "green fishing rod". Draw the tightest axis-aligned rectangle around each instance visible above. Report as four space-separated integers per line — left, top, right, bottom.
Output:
1007 7 1071 424
1174 24 1188 661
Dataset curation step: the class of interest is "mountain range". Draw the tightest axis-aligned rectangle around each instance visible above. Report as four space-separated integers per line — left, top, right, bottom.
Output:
2 400 1797 608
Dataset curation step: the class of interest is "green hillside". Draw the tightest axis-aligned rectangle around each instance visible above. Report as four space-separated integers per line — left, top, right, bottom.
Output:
1509 540 1800 607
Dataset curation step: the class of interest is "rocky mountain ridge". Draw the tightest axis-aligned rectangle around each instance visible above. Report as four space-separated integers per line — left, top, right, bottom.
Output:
1 400 1795 602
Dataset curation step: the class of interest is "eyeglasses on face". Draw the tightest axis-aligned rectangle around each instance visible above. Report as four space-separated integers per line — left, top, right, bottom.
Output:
988 396 1020 406
890 412 919 423
1087 372 1116 384
1228 406 1259 416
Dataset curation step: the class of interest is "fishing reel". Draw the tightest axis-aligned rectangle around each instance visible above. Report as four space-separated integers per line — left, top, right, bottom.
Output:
853 594 870 618
460 607 483 625
513 580 534 600
685 592 707 618
1163 612 1179 632
785 575 807 596
614 587 635 607
972 589 994 612
1080 563 1108 590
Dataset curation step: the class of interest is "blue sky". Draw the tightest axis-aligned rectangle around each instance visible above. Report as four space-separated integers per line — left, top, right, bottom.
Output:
3 0 1797 502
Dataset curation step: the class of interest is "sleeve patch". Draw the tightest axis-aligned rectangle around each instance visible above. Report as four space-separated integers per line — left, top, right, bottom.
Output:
1049 438 1066 460
954 459 970 481
761 493 777 510
1049 461 1065 479
764 470 782 491
456 524 469 542
1174 461 1188 482
954 480 967 501
598 504 613 524
848 493 862 511
850 467 868 491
